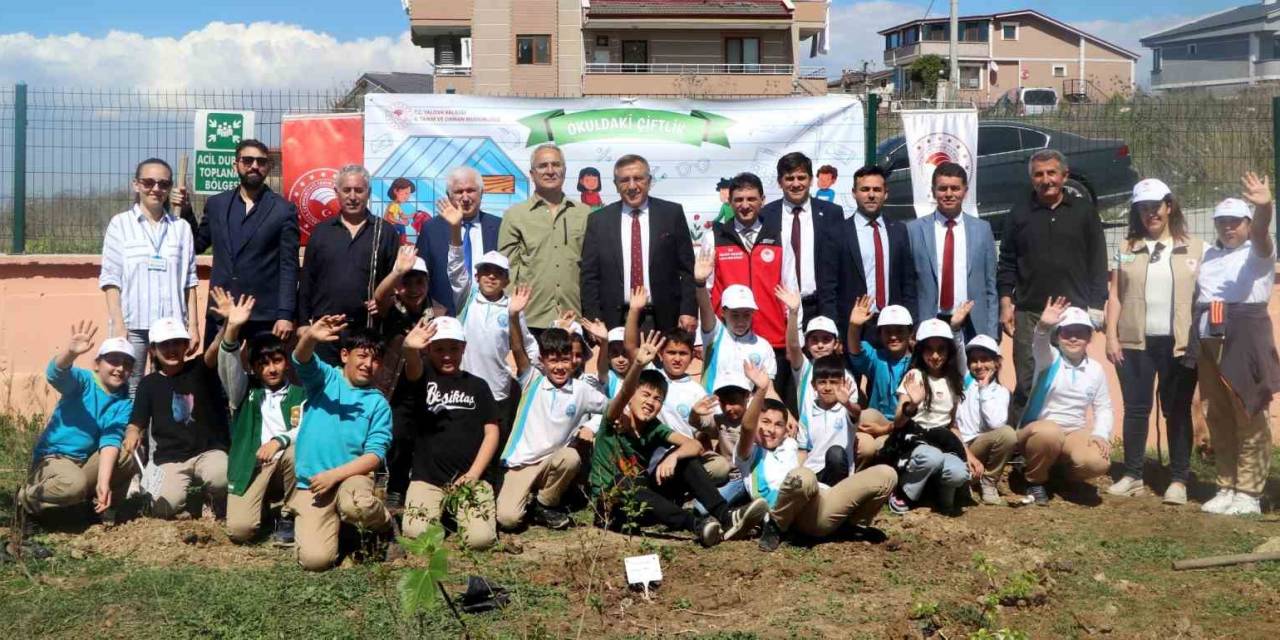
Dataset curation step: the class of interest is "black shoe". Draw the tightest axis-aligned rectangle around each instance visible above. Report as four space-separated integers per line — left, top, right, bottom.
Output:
1025 483 1050 506
529 501 572 530
385 491 404 513
696 517 723 547
758 518 784 552
271 517 296 547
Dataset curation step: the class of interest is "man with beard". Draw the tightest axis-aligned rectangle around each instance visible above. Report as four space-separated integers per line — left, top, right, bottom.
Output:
180 139 300 346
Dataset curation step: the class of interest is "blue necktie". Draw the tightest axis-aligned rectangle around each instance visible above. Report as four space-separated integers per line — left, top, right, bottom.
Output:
463 221 474 274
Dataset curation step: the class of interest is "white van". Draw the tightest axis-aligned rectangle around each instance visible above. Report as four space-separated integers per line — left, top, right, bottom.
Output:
994 88 1059 115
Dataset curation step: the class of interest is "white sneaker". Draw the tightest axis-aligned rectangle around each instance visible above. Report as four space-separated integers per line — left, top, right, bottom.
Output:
1106 476 1145 497
1200 489 1235 514
1162 482 1188 506
979 477 1002 505
1224 493 1262 516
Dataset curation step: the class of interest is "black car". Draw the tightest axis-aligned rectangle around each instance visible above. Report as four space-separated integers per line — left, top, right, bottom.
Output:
876 121 1139 234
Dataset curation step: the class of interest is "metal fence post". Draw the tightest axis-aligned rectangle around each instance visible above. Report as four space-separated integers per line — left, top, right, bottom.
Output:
11 82 27 254
1274 96 1279 253
865 93 881 165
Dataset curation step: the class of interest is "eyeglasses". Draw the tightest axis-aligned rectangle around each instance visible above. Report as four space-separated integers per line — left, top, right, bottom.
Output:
136 178 173 190
238 156 270 167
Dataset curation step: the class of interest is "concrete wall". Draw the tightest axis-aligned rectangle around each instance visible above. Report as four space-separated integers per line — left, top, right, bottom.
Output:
509 0 560 95
1153 58 1252 88
471 0 513 94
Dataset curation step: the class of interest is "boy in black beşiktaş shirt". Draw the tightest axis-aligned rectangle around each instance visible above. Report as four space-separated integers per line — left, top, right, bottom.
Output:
397 315 499 549
121 317 230 519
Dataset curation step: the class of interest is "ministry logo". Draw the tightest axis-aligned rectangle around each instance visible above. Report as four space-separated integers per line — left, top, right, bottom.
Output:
912 132 973 177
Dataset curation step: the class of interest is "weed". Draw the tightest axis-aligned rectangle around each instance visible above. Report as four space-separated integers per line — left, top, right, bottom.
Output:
910 600 940 619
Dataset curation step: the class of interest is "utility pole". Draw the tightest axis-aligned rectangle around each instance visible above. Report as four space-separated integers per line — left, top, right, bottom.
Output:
949 0 959 100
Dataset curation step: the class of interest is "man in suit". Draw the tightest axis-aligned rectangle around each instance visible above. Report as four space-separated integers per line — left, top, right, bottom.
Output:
906 162 1000 347
416 166 501 315
181 139 299 346
819 165 917 343
761 152 843 324
579 154 696 332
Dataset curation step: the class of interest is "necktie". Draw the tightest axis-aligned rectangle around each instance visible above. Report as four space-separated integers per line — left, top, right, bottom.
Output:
741 226 755 251
629 209 644 291
940 218 957 311
1151 241 1166 264
869 219 886 309
791 205 803 288
462 220 475 275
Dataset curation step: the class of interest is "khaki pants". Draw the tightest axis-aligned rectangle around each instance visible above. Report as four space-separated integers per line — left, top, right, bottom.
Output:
289 474 389 572
1018 421 1109 485
771 465 897 537
152 450 228 519
226 446 296 543
21 451 136 516
968 426 1017 483
1199 338 1273 495
496 447 581 529
700 451 732 485
403 480 497 550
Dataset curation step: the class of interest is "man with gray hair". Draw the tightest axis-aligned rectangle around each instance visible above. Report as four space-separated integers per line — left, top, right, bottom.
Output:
416 166 501 315
297 164 400 365
997 149 1109 425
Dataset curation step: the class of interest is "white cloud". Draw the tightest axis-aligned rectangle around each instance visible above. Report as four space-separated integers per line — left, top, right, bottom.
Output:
811 1 921 76
0 21 430 90
1073 16 1196 88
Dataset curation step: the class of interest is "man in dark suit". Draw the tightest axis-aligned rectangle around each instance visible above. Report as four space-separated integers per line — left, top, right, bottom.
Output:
819 165 917 342
181 139 299 346
761 152 843 324
579 154 696 332
415 166 501 314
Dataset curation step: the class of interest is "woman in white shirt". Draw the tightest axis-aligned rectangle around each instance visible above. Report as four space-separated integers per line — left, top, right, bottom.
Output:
99 158 199 393
1103 179 1203 505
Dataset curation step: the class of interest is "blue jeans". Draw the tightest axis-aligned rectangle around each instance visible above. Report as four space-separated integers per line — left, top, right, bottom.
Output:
125 329 151 397
694 477 748 516
900 444 970 503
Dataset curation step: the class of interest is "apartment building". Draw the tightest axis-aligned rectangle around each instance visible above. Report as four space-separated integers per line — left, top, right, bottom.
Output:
1142 1 1280 93
878 9 1138 104
407 0 830 97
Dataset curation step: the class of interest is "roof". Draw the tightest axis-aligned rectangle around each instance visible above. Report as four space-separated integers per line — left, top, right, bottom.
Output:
876 9 1140 60
586 0 791 18
359 72 435 94
1142 3 1277 44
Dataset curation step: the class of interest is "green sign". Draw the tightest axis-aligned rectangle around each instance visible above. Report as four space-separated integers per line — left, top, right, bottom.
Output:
202 112 247 149
193 150 240 193
518 108 734 148
193 109 254 194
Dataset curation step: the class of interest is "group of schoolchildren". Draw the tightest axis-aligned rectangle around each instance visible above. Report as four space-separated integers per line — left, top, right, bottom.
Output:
22 214 1117 568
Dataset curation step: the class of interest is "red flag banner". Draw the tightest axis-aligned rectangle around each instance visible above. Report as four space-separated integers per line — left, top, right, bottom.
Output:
282 113 364 245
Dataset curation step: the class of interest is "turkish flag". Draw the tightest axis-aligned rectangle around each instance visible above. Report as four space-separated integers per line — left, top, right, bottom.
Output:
282 114 363 245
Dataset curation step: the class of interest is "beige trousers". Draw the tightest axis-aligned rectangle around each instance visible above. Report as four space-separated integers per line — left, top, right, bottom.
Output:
968 426 1017 482
152 450 228 519
771 465 897 537
1018 421 1109 485
495 447 582 529
855 409 892 469
403 480 497 550
289 474 390 572
21 451 135 515
225 446 297 543
1199 337 1274 495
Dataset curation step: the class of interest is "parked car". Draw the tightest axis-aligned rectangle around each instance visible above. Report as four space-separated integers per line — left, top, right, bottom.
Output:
991 87 1060 116
876 121 1139 235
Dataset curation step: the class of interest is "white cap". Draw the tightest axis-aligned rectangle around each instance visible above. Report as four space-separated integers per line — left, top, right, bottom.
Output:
1131 178 1171 204
97 337 136 360
1213 198 1252 220
965 334 1000 356
607 327 626 343
915 318 952 342
714 371 753 393
878 305 913 328
148 317 191 344
567 322 584 337
720 284 758 310
805 316 839 337
475 250 510 271
429 316 467 343
409 257 429 275
1057 307 1094 331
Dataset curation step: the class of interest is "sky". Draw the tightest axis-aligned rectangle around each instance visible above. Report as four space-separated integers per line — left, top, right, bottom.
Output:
0 0 1255 89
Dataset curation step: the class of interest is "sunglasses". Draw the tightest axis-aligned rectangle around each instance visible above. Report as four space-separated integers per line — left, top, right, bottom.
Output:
238 156 270 167
136 178 172 190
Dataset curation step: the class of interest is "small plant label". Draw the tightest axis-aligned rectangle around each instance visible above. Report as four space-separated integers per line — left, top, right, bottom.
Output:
624 554 663 586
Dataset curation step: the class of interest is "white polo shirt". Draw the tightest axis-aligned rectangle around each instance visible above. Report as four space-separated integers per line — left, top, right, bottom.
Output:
740 437 803 508
797 400 856 475
956 377 1010 443
794 358 859 413
658 371 713 439
449 246 541 402
700 319 777 393
501 369 607 467
1196 240 1276 336
1028 326 1113 439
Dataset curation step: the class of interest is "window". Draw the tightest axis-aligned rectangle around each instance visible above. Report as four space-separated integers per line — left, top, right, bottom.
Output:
1019 129 1048 150
622 40 648 71
977 126 1021 156
1001 22 1018 40
726 37 761 69
1187 44 1198 56
1052 64 1067 78
960 21 988 42
1153 48 1162 72
924 24 948 41
516 35 550 64
886 32 902 50
904 26 920 45
959 65 982 90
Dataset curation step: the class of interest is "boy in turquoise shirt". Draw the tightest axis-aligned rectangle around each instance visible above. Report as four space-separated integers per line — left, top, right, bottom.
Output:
847 299 913 467
288 314 393 572
21 321 136 522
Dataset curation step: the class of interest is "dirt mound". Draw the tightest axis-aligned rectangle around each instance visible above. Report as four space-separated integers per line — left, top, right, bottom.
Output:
41 518 287 568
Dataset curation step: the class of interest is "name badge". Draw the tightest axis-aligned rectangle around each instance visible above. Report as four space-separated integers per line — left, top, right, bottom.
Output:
1117 254 1136 264
147 255 168 272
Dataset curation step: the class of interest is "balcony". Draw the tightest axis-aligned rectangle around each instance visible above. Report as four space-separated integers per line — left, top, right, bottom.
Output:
883 40 990 66
582 63 826 96
434 65 472 77
408 0 472 43
793 0 829 37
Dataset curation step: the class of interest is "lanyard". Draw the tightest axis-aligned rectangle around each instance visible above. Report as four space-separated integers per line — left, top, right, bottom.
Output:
136 206 170 257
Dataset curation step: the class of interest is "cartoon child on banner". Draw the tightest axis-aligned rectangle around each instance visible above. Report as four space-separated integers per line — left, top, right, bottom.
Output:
715 177 734 224
385 178 414 243
815 165 838 202
577 167 603 209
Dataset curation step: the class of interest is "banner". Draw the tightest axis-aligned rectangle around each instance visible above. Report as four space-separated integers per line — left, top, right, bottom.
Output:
281 113 364 245
362 94 864 246
193 109 255 195
901 109 978 218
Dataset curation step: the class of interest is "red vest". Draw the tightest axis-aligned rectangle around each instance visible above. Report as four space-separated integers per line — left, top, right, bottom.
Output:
709 220 787 348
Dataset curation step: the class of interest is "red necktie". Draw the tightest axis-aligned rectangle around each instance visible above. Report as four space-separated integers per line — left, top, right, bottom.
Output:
869 219 886 309
940 218 956 311
791 205 803 288
629 209 644 292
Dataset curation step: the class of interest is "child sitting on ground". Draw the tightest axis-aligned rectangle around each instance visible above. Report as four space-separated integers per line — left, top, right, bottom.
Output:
956 335 1017 506
847 297 913 465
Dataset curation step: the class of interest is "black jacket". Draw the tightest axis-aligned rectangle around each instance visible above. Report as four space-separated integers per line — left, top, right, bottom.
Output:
819 210 917 340
190 187 300 323
997 192 1108 312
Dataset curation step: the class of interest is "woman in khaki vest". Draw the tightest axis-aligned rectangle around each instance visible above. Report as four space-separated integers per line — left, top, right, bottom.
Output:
1103 179 1204 505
